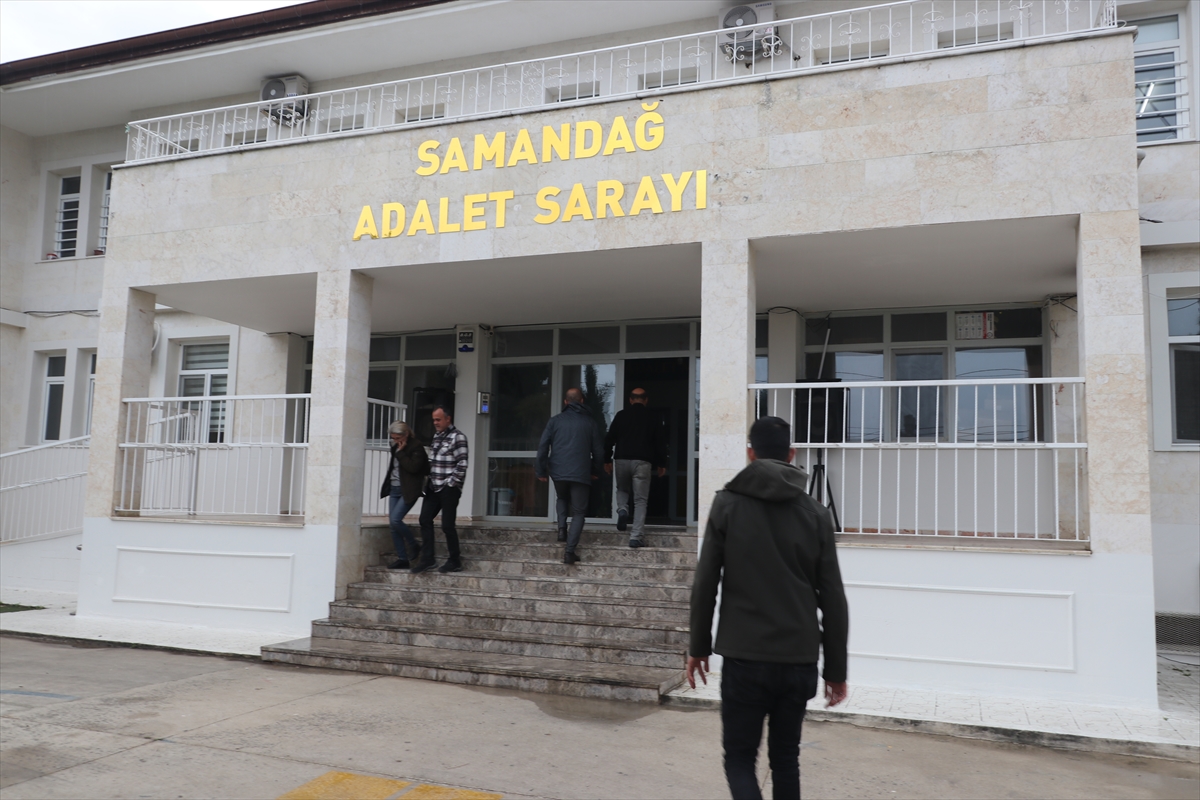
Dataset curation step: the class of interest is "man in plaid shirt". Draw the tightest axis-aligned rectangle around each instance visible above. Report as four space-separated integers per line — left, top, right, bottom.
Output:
412 406 470 574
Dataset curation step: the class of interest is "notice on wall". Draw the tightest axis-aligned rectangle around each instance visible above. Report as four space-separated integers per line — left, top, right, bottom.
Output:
956 312 996 340
350 102 707 240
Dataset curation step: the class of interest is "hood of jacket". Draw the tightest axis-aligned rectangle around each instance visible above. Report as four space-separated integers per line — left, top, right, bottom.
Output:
724 458 809 502
564 402 588 415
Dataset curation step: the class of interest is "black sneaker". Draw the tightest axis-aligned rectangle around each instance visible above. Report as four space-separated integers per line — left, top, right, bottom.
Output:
616 509 629 532
563 551 581 565
628 539 645 549
557 530 567 543
437 560 463 573
410 561 436 574
388 559 410 569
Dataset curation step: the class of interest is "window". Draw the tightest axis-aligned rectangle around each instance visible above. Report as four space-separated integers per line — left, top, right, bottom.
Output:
1146 274 1197 449
96 172 112 254
55 176 80 258
803 306 1046 443
1168 292 1199 442
85 353 97 435
546 82 600 103
178 342 229 443
42 355 66 441
640 68 698 91
1132 15 1187 142
399 104 445 123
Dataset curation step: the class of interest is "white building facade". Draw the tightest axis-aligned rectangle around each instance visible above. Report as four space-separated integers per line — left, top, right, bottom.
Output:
1 0 1197 707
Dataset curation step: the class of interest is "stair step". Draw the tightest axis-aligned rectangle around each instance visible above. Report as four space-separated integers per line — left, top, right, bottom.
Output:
311 618 685 668
365 524 697 549
261 637 684 703
366 558 694 583
351 571 691 602
383 540 698 567
328 600 689 644
344 583 689 622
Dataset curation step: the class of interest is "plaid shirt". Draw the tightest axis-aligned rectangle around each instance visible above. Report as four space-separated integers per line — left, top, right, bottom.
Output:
429 425 469 490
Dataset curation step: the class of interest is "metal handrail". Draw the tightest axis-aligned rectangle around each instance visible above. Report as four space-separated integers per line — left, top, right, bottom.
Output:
124 0 1119 164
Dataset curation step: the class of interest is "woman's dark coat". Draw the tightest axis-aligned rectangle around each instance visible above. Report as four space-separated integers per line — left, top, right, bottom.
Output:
379 438 430 505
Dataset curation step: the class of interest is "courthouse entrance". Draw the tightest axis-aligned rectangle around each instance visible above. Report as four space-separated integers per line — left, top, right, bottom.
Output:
486 321 698 525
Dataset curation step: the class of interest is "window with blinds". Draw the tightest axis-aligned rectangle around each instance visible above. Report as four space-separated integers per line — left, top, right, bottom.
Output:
55 176 81 258
179 342 230 442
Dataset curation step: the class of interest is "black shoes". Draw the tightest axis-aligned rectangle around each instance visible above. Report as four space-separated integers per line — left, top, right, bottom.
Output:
557 530 567 543
437 560 463 573
616 509 629 532
563 551 581 565
629 539 645 549
410 560 436 574
387 558 410 569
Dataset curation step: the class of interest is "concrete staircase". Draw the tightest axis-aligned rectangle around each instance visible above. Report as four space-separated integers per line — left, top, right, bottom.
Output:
262 524 696 703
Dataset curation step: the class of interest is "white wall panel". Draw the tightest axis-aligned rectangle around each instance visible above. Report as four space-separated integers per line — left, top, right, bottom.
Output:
113 547 292 611
846 582 1073 670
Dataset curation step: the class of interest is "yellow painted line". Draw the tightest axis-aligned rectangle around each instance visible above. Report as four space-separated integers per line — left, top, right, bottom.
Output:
277 771 411 800
400 785 503 800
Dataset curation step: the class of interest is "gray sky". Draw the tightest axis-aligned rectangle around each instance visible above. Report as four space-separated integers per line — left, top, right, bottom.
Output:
0 1 310 63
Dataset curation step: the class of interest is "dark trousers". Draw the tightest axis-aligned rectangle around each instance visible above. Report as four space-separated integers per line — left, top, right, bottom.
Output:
721 658 819 800
388 488 418 560
554 480 589 553
418 484 461 564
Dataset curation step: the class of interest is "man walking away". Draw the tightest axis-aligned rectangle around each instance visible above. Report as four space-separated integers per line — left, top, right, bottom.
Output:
412 406 469 574
687 416 849 800
604 387 667 548
536 388 604 565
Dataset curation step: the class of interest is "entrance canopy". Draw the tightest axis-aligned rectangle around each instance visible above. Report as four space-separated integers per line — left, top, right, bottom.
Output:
139 244 702 335
754 216 1079 313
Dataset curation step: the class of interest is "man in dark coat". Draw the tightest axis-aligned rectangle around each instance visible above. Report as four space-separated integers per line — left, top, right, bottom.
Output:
379 421 430 569
536 387 604 564
603 387 667 548
688 415 849 800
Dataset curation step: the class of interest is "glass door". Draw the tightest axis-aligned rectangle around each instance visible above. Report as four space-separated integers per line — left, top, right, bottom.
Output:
487 362 552 518
559 362 619 520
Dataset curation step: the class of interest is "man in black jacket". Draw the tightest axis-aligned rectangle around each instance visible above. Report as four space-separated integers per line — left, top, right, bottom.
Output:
688 416 849 800
536 388 604 564
603 387 667 548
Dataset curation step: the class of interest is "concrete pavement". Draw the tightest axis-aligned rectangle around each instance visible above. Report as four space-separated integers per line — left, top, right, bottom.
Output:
2 637 1197 800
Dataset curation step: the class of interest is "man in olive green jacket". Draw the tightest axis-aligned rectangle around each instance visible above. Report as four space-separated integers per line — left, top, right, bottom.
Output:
688 416 849 800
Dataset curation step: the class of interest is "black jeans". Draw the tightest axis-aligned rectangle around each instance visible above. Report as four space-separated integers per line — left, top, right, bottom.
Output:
418 484 461 564
554 480 590 553
721 658 819 800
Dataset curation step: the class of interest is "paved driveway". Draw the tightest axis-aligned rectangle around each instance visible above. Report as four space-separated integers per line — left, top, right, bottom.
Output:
1 637 1195 799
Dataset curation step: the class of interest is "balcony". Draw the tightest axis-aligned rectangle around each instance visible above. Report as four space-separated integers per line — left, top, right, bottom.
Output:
124 0 1118 165
114 395 404 523
754 377 1088 547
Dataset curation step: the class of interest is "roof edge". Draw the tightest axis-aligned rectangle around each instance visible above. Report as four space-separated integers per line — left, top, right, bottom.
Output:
0 0 454 86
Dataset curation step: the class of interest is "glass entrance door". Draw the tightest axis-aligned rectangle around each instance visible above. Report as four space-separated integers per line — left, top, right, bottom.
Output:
623 357 691 525
560 363 618 519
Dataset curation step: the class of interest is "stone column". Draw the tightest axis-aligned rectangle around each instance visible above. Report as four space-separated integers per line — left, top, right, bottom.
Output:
698 239 756 535
1075 210 1152 554
452 324 487 519
85 286 155 519
767 307 803 428
306 269 373 598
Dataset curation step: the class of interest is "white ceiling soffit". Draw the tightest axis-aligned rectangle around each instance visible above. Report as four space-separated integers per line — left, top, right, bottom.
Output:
753 216 1080 313
0 0 727 138
145 273 318 335
138 245 702 335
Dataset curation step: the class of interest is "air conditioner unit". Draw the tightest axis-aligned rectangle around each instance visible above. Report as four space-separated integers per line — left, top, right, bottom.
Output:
260 75 309 125
717 2 779 63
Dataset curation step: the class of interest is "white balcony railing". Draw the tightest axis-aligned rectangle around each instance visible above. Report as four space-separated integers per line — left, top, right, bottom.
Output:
0 437 90 543
753 378 1087 542
117 394 310 519
363 399 407 518
125 0 1118 164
